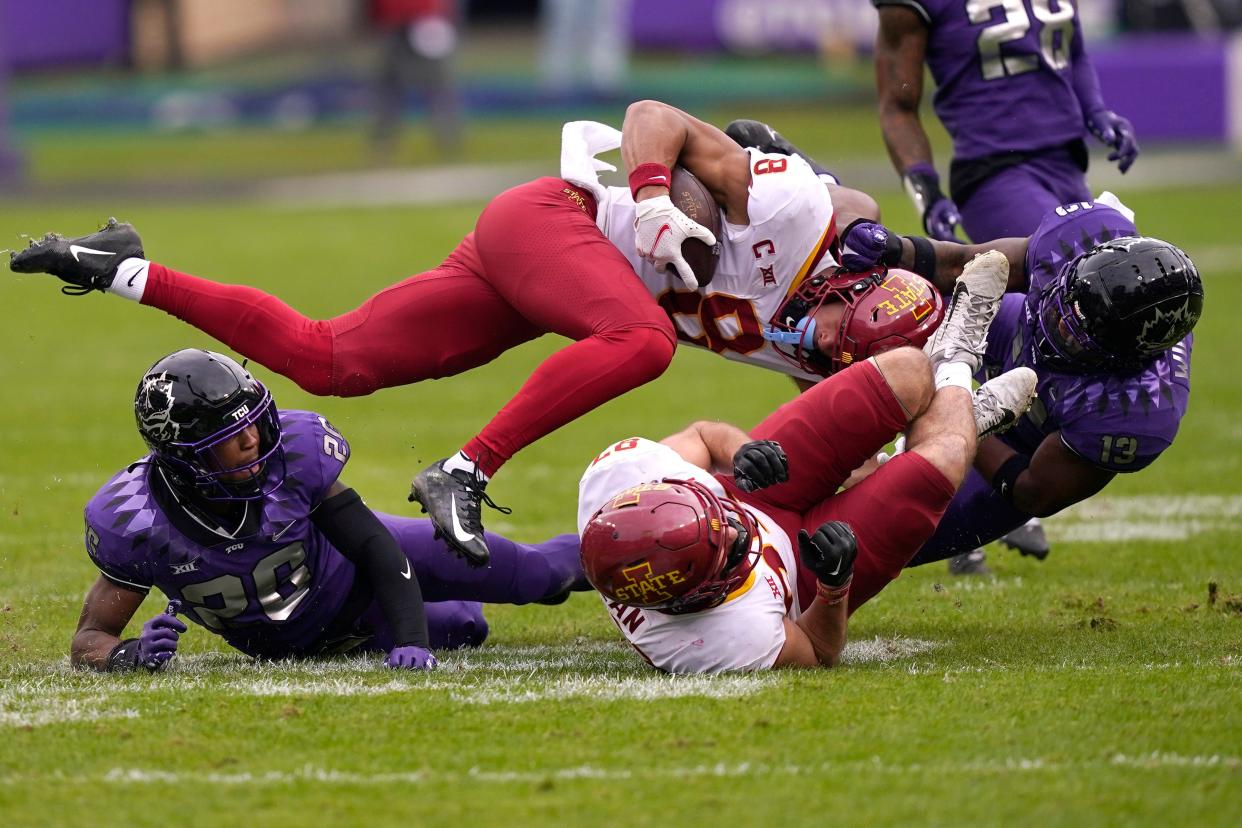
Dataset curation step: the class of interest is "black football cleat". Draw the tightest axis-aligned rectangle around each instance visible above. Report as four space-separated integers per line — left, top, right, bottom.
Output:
724 119 835 180
409 458 510 568
999 518 1051 561
9 217 143 295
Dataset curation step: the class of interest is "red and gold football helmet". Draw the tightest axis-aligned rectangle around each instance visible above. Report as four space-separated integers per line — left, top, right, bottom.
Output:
580 479 760 614
765 266 945 376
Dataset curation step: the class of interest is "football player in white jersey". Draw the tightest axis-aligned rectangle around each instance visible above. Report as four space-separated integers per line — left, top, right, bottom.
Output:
559 100 946 389
577 251 1038 673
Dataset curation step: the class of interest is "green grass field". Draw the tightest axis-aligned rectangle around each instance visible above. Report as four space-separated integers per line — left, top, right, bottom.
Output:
0 124 1239 826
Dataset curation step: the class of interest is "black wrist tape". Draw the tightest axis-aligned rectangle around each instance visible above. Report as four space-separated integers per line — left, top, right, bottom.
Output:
106 638 141 672
880 230 904 267
991 453 1031 506
905 235 937 281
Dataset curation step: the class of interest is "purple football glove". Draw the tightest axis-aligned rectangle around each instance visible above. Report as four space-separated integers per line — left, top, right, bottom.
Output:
1085 109 1139 173
924 196 963 242
136 608 186 670
840 220 898 270
385 645 438 671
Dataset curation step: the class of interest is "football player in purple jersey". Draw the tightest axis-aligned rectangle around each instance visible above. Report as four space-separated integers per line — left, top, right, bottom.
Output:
872 1 1137 245
891 199 1201 568
872 1 1140 572
71 349 586 673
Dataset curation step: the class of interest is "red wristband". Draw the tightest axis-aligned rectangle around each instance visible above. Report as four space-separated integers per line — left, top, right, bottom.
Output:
816 577 852 607
628 163 673 199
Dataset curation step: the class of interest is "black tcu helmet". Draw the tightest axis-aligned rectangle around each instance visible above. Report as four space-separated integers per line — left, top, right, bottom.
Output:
135 349 285 501
1034 236 1203 373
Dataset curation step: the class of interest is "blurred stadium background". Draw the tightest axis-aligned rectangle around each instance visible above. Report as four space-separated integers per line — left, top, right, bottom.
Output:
1 3 1240 826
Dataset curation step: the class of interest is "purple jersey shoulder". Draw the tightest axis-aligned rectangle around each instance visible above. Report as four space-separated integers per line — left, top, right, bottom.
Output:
1025 200 1140 292
875 0 1088 160
83 409 359 657
980 204 1191 472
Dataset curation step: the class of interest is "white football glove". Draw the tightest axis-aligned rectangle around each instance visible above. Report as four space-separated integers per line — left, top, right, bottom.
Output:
633 195 717 290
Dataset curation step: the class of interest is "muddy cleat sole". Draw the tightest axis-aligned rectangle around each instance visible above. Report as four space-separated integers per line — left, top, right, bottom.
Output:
9 217 144 295
409 458 500 567
973 367 1037 439
1000 517 1051 560
948 549 992 577
924 249 1008 373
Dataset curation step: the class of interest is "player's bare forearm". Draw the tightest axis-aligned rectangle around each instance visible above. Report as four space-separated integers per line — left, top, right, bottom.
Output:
621 99 751 221
794 601 848 667
71 575 145 671
879 110 934 176
899 236 1030 293
660 420 752 475
875 6 932 174
975 435 1115 517
71 628 123 671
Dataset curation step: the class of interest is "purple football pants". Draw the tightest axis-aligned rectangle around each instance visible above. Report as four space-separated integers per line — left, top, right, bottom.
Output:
363 518 586 650
958 152 1092 242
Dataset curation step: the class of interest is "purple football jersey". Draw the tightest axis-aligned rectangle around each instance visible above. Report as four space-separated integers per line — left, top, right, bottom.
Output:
83 410 359 658
980 201 1192 472
875 0 1089 160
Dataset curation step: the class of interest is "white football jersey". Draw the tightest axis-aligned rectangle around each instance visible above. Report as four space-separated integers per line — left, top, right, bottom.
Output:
598 149 839 383
578 437 804 674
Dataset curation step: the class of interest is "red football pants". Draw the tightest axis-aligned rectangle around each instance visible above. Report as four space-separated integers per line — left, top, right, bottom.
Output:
724 358 958 614
142 178 676 475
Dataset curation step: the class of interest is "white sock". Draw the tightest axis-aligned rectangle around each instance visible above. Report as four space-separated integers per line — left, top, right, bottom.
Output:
442 450 488 481
108 258 150 302
934 361 973 392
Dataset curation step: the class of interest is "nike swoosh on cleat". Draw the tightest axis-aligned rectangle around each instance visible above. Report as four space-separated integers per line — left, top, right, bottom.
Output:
448 498 476 545
69 244 114 261
399 558 412 580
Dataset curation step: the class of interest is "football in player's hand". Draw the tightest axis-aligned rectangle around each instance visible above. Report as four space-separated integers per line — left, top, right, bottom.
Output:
669 166 722 287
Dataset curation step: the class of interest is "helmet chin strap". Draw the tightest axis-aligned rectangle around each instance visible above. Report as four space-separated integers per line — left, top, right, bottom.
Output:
762 315 817 350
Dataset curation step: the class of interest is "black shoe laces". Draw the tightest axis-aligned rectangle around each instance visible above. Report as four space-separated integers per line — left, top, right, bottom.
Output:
452 465 512 523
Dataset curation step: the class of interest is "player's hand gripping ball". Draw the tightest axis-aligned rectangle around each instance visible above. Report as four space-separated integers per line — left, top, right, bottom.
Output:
634 167 721 289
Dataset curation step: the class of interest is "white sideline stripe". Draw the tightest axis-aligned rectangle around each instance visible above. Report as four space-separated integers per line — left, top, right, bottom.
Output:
1046 495 1242 543
0 753 1233 787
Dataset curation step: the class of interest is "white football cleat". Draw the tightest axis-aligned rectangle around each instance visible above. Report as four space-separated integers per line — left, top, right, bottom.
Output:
924 249 1009 373
973 366 1037 439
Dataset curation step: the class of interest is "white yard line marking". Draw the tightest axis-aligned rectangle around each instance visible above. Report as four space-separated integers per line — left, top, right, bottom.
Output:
1046 495 1242 543
841 637 941 664
0 695 139 729
0 638 940 717
0 753 1235 786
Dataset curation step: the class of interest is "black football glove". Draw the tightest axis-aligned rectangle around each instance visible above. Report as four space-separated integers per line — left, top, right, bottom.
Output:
798 521 857 588
733 440 788 493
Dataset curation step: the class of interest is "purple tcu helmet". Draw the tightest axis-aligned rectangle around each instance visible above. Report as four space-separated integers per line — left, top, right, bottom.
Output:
1034 236 1203 373
135 349 285 500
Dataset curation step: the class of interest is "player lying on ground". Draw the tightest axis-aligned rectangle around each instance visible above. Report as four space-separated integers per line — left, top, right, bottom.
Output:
10 100 941 568
72 349 586 673
724 119 1203 571
576 251 1037 673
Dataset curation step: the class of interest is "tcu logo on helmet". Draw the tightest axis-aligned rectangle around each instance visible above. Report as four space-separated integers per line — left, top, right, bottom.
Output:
136 372 180 442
